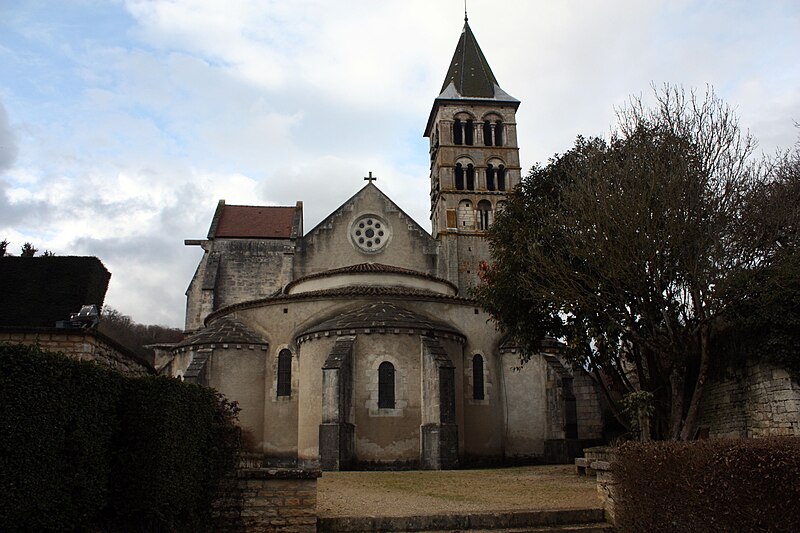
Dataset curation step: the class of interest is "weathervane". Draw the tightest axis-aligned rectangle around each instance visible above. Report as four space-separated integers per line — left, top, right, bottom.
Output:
364 171 377 184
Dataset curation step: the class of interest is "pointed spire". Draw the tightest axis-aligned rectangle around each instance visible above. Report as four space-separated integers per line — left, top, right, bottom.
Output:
440 19 499 98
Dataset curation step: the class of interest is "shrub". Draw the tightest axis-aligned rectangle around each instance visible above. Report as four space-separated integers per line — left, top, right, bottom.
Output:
614 438 800 532
109 377 240 531
0 343 239 532
0 343 121 531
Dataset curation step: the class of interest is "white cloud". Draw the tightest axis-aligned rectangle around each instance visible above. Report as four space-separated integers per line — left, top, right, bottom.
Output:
1 0 798 328
0 101 18 172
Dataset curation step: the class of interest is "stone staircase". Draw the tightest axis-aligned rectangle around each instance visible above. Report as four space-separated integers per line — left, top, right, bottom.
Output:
318 508 613 532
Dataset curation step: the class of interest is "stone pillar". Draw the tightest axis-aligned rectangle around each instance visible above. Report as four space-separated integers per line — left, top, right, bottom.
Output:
319 336 355 471
420 337 458 469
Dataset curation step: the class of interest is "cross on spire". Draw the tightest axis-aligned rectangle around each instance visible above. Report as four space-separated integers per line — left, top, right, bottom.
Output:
364 171 377 184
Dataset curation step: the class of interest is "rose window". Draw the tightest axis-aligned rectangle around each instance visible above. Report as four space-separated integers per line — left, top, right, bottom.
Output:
351 215 390 252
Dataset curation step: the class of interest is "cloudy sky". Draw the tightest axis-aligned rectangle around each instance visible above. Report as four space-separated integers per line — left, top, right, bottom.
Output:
1 0 798 328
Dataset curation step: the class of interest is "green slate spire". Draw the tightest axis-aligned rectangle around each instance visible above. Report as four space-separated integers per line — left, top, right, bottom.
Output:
440 19 499 98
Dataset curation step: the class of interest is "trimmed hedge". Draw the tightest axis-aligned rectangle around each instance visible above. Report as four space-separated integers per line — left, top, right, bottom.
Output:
0 256 110 327
614 439 800 533
0 343 239 532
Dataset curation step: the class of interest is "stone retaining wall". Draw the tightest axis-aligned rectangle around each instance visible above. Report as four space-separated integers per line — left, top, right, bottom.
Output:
0 327 151 376
212 468 319 533
697 362 800 438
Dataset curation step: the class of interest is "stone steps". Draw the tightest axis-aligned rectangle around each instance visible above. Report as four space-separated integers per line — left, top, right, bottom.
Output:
317 507 612 532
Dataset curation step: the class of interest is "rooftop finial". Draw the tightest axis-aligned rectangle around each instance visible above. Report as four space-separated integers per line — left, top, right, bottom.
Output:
464 0 468 22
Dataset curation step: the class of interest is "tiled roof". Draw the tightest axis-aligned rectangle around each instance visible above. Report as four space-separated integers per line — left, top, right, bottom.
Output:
205 285 476 324
214 204 297 239
301 301 462 338
176 317 267 348
284 263 457 293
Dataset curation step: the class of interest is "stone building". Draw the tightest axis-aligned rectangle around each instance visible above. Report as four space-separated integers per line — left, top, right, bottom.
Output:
165 18 605 469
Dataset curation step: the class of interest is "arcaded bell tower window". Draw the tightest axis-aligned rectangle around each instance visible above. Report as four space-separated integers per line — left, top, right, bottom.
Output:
453 119 463 145
455 163 465 190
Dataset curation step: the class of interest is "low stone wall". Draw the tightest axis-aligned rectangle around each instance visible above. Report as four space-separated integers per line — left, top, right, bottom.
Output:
212 467 319 533
0 327 152 376
697 362 800 438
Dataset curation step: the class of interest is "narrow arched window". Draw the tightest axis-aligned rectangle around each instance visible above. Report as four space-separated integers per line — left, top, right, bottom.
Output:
465 119 474 145
466 164 475 190
378 362 395 408
477 200 492 230
473 354 485 400
277 349 292 397
486 164 495 191
497 165 506 191
455 163 464 190
483 120 493 146
495 120 504 146
453 119 463 145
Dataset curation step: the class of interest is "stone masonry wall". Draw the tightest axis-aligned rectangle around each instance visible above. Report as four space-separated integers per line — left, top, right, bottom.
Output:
697 361 800 438
573 372 604 441
212 468 319 533
0 328 151 377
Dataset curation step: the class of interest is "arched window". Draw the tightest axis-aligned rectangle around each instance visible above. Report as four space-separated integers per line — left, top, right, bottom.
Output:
455 163 464 190
453 119 463 145
465 119 474 145
458 199 474 229
277 349 292 397
486 164 495 191
473 354 485 400
483 120 493 146
466 164 475 190
477 200 492 230
378 362 395 408
495 120 504 146
497 165 506 191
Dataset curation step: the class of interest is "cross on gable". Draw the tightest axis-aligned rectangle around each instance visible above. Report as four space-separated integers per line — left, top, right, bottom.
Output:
364 171 377 184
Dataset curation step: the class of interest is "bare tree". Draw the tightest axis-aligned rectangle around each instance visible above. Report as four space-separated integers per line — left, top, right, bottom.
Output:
476 86 764 440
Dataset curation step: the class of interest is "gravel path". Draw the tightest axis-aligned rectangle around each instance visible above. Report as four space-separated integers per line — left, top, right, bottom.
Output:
317 465 600 518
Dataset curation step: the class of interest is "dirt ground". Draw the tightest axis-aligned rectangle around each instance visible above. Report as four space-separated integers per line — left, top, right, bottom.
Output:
316 465 601 517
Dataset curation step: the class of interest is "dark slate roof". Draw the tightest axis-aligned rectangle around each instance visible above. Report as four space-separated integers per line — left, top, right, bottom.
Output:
301 301 462 337
176 317 267 348
284 263 457 293
0 256 110 327
424 20 519 137
441 20 499 98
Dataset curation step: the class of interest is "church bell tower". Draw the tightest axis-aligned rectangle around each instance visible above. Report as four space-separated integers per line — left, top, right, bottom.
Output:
425 16 522 293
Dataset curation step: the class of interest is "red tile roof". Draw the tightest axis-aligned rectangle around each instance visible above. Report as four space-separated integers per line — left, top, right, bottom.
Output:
214 205 297 239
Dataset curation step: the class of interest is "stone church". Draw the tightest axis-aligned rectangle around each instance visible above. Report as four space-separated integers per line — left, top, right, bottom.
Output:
164 18 604 469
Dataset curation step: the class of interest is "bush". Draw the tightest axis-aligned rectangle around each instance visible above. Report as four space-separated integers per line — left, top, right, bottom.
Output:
0 343 239 532
614 439 800 532
0 343 121 531
109 377 240 531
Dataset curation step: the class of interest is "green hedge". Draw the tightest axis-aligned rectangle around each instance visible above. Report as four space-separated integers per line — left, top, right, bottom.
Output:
0 343 239 532
614 439 800 533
